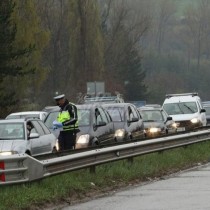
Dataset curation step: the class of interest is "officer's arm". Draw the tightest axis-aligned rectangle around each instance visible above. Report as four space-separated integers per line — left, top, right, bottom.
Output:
63 104 78 126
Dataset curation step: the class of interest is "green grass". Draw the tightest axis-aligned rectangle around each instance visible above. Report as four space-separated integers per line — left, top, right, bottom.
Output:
1 141 210 210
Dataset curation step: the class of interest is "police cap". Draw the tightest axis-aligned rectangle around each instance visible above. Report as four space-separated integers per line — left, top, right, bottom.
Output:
53 94 65 100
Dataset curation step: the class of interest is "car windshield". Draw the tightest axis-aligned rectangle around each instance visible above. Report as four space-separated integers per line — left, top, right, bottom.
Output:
163 102 198 115
105 107 124 122
0 123 25 140
44 109 91 127
78 109 90 126
141 110 163 122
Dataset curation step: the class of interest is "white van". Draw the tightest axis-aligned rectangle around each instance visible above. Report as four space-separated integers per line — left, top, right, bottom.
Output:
162 93 206 131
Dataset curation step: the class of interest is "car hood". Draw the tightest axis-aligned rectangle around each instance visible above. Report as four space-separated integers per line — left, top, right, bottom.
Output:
77 126 91 136
0 140 26 153
143 121 164 129
112 122 125 130
169 113 198 121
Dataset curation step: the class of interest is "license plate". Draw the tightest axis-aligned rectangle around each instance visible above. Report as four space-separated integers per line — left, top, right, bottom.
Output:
177 127 185 132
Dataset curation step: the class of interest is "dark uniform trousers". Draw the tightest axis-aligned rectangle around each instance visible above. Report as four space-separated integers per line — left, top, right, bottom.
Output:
58 130 76 151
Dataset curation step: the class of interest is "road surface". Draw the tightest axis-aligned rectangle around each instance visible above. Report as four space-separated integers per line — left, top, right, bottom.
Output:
61 163 210 210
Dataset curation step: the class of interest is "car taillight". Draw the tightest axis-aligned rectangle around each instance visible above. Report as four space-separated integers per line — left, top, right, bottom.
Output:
0 161 5 182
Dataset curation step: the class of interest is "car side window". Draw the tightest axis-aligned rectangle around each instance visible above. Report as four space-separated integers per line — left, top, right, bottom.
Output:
31 121 45 136
95 108 108 124
95 108 103 125
98 107 109 123
38 121 51 134
27 121 37 134
129 106 139 120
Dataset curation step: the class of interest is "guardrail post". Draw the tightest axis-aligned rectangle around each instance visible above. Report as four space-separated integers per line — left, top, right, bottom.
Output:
90 165 96 174
127 157 133 165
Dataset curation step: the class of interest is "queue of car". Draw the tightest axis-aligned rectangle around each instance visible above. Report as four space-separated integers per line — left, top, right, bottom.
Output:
44 103 118 149
0 92 208 156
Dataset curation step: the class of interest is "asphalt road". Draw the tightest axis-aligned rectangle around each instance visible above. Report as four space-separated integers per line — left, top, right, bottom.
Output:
62 163 210 210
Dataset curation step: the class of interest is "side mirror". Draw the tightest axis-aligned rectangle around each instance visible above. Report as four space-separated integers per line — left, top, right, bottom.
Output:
200 109 206 113
128 117 138 123
29 133 40 139
167 116 172 121
93 121 107 131
97 121 107 127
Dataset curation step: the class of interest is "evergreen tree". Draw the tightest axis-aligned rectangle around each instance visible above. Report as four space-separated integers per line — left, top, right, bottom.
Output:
0 0 37 116
122 48 147 101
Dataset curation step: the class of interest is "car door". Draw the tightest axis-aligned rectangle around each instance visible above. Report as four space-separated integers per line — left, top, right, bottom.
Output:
128 105 144 140
101 107 115 142
93 107 114 145
161 110 176 134
29 120 52 155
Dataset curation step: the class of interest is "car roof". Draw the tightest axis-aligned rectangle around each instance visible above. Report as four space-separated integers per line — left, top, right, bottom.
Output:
76 104 104 109
0 118 42 123
7 111 47 116
0 119 26 123
138 106 162 111
101 103 135 108
164 94 200 103
144 104 161 108
42 106 59 112
45 104 103 113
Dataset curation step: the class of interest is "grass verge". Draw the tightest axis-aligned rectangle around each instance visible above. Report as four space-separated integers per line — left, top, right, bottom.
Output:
1 141 210 210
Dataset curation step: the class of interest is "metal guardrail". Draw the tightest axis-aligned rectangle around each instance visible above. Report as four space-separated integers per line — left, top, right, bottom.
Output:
1 129 210 185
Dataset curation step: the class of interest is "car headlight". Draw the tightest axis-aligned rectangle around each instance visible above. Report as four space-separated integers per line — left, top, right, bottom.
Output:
191 118 199 124
115 129 125 137
56 139 59 151
172 123 177 128
0 151 18 156
149 127 161 133
77 134 90 144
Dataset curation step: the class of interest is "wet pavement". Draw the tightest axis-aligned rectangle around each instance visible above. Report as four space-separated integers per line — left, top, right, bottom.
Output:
62 163 210 210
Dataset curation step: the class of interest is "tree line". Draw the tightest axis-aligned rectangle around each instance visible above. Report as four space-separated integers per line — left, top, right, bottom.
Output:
0 0 210 117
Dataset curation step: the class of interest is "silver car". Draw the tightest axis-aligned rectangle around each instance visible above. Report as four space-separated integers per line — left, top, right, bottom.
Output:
5 111 48 121
0 119 58 156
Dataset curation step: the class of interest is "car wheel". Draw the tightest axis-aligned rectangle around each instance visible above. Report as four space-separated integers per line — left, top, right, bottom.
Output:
92 139 99 147
52 147 57 153
128 135 133 141
25 151 31 156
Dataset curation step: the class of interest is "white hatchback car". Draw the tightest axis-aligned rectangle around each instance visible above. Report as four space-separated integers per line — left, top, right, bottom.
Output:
163 93 206 131
5 111 48 121
0 119 58 156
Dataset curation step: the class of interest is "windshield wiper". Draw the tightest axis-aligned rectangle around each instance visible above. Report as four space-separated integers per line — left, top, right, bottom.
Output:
177 104 184 114
183 104 194 113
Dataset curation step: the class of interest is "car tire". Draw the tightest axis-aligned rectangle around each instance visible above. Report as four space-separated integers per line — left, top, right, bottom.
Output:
52 147 57 153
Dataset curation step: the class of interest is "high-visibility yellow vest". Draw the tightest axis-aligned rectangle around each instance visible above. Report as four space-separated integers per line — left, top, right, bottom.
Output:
57 103 79 131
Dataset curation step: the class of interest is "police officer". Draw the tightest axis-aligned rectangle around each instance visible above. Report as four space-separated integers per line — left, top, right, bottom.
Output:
53 94 79 151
